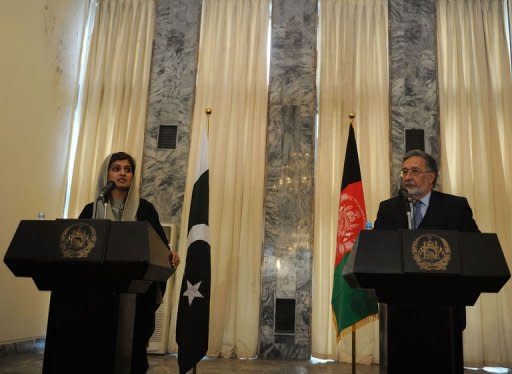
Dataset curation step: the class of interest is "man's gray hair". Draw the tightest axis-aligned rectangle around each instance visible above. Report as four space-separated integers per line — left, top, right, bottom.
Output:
403 149 438 187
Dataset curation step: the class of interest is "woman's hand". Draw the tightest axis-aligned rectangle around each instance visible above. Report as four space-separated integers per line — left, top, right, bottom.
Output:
169 250 180 268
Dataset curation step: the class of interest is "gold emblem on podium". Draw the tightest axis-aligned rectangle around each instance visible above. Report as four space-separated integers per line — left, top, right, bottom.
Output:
60 223 97 258
411 234 451 271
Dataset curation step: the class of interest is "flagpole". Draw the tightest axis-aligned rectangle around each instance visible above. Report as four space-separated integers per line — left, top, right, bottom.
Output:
352 325 356 374
205 107 212 133
188 108 210 374
349 112 356 374
332 111 377 373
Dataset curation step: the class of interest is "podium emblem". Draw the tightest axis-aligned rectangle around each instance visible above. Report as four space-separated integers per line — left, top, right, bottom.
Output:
60 223 97 258
411 234 451 271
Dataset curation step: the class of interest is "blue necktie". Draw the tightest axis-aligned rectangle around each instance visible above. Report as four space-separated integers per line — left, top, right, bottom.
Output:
413 200 423 229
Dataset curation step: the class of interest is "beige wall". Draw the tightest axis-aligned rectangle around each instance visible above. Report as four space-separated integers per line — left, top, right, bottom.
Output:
0 0 86 344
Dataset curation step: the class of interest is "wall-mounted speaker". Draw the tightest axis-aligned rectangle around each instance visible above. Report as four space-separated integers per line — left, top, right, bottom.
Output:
405 129 425 152
158 125 178 149
274 298 295 334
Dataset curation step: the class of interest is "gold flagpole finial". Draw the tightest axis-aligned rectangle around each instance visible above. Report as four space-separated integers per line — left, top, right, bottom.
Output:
348 113 355 127
205 107 212 134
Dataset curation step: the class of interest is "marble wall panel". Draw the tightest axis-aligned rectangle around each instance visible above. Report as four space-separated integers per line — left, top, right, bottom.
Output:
259 0 317 360
140 0 202 230
388 0 440 193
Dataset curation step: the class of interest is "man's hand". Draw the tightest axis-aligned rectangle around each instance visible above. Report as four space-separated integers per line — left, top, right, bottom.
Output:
169 250 180 268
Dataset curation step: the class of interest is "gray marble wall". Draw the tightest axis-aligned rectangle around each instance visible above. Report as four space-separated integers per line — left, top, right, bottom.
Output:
388 0 440 193
140 0 202 228
141 0 441 361
259 0 317 360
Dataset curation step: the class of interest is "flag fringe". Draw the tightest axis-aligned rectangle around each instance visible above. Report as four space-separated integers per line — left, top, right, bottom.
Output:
332 312 379 343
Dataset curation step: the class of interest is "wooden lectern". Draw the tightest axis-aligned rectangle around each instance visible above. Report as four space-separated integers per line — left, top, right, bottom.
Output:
4 219 174 374
343 230 510 374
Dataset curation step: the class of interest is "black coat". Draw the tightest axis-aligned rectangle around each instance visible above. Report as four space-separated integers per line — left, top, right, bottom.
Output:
374 190 479 232
79 198 169 244
80 197 169 299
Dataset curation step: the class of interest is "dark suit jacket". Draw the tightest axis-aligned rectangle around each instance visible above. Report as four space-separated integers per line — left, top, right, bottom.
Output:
374 190 479 232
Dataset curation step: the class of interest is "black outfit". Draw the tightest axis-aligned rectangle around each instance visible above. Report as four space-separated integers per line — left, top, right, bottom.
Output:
79 198 169 374
374 190 479 232
374 189 479 373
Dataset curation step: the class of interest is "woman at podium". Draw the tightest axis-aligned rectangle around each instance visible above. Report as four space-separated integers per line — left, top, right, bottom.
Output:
77 152 180 373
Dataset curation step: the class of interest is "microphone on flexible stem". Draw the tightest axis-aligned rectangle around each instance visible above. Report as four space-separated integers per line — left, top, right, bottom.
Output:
398 187 411 205
94 181 116 219
98 181 116 202
398 187 414 229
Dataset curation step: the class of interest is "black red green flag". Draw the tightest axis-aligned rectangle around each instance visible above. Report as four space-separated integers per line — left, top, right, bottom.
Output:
331 124 378 339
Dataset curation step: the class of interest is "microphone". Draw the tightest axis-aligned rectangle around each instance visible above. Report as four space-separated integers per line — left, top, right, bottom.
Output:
98 181 116 202
398 187 411 204
399 187 414 229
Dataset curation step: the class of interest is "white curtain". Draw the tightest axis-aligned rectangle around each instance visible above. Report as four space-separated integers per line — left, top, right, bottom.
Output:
437 0 512 367
509 0 512 59
313 0 390 364
66 0 155 217
167 0 269 358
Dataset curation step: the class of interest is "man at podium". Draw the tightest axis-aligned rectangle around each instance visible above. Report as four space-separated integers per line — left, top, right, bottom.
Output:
54 151 180 374
373 149 480 372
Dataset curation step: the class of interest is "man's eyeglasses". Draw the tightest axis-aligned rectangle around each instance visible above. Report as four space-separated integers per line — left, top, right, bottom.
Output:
400 168 432 178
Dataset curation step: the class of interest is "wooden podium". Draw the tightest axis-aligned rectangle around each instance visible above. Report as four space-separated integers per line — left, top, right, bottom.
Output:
4 219 174 374
343 230 510 374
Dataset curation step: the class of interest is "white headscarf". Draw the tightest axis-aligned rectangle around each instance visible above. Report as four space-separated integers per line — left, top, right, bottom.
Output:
92 153 139 221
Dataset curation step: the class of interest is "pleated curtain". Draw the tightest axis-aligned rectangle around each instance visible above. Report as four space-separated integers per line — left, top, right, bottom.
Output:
313 0 390 363
66 0 155 217
167 0 270 358
437 0 512 367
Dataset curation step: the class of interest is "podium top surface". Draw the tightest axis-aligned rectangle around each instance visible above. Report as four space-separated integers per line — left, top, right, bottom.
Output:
343 230 510 305
4 219 174 291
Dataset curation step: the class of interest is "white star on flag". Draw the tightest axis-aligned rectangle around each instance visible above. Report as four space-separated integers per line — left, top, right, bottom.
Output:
183 280 204 306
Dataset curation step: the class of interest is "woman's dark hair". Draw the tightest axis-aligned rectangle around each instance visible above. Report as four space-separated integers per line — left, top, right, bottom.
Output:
403 149 438 187
108 152 136 172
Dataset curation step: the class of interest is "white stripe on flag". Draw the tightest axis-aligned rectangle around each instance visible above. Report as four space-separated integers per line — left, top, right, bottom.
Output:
187 223 210 247
195 125 208 180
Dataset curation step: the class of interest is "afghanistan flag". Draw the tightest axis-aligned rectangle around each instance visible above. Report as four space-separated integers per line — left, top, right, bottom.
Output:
331 124 378 339
176 122 211 373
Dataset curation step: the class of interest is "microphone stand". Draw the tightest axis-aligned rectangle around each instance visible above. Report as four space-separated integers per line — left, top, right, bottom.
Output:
93 196 109 219
406 200 414 230
399 187 415 229
94 181 116 219
93 197 101 219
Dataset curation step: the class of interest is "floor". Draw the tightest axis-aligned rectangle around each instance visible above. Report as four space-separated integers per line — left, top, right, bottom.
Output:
0 349 509 374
